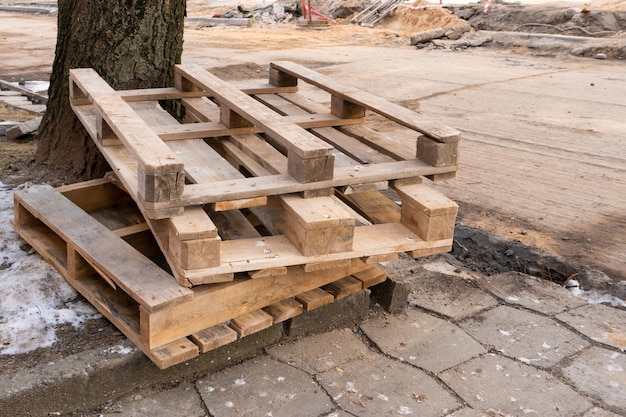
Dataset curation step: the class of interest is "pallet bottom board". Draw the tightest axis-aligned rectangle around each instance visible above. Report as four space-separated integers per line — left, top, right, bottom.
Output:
12 185 385 369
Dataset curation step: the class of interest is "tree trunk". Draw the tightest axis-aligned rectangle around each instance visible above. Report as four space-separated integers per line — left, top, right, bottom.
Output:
36 0 186 182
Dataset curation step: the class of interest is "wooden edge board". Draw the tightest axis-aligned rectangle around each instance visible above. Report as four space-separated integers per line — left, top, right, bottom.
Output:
322 276 363 300
263 298 303 322
270 61 461 143
69 69 185 181
352 267 387 287
13 185 193 311
144 259 373 347
189 324 238 353
180 223 453 280
181 160 458 206
295 288 334 311
229 309 274 337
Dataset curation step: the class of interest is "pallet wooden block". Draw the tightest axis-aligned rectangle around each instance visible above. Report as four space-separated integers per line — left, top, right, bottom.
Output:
393 183 459 241
12 183 387 368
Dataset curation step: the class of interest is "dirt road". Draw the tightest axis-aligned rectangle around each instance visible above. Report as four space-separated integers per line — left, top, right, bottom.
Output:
1 8 625 281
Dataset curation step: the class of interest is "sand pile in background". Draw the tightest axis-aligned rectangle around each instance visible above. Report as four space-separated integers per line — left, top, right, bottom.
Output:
586 0 626 11
382 0 469 33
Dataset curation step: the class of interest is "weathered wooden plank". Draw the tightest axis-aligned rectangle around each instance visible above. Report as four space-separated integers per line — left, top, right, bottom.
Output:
335 190 401 225
270 61 461 143
263 298 303 322
189 324 238 353
296 288 334 311
144 260 371 347
180 223 452 281
13 185 193 312
181 160 457 206
352 267 387 288
230 310 274 337
322 276 363 299
69 69 185 206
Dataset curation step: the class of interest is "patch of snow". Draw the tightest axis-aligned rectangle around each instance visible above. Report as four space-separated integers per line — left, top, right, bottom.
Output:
377 393 389 401
225 401 234 408
105 344 134 355
0 183 100 356
420 260 479 280
397 406 413 415
235 377 246 386
582 290 626 308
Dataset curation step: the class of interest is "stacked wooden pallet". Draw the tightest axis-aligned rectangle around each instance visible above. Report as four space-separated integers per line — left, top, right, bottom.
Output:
13 62 461 368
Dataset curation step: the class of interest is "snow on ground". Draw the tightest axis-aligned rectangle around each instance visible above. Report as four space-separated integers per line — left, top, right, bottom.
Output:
0 182 99 356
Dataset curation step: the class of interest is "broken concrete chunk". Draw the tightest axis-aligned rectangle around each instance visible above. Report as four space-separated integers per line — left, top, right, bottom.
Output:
410 24 472 45
6 116 42 141
0 121 18 136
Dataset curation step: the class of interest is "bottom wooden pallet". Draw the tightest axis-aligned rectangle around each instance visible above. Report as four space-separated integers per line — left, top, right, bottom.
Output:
12 184 386 368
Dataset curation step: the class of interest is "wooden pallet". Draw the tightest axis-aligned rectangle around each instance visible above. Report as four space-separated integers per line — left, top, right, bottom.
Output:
68 62 459 286
12 181 387 369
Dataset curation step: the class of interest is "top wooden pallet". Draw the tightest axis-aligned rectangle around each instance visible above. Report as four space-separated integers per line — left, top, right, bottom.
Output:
69 62 460 220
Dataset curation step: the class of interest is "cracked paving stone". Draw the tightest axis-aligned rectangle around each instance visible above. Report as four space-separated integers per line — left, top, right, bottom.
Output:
445 408 492 417
584 408 624 417
556 304 626 351
439 354 591 417
408 268 498 320
461 305 589 368
317 355 459 417
95 382 206 417
361 308 486 373
479 272 586 315
266 327 375 374
196 356 332 417
563 346 626 415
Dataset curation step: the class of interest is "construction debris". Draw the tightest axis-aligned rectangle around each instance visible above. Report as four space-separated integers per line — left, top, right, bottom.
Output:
5 116 41 141
14 62 461 368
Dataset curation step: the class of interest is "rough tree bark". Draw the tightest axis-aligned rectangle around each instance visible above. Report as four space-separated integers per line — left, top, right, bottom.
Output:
36 0 186 181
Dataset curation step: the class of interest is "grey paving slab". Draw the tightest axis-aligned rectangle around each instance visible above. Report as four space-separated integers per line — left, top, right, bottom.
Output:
445 408 491 417
439 354 592 417
557 304 626 350
583 407 625 417
479 272 586 315
361 308 486 373
267 327 374 374
322 411 353 417
318 355 460 417
408 268 498 320
196 356 332 417
461 305 590 369
95 383 206 417
563 347 626 415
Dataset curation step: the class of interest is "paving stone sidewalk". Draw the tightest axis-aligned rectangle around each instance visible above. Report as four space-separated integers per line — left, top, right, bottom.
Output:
78 258 626 417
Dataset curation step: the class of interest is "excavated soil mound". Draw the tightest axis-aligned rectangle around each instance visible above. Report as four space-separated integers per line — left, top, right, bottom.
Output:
451 3 626 37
